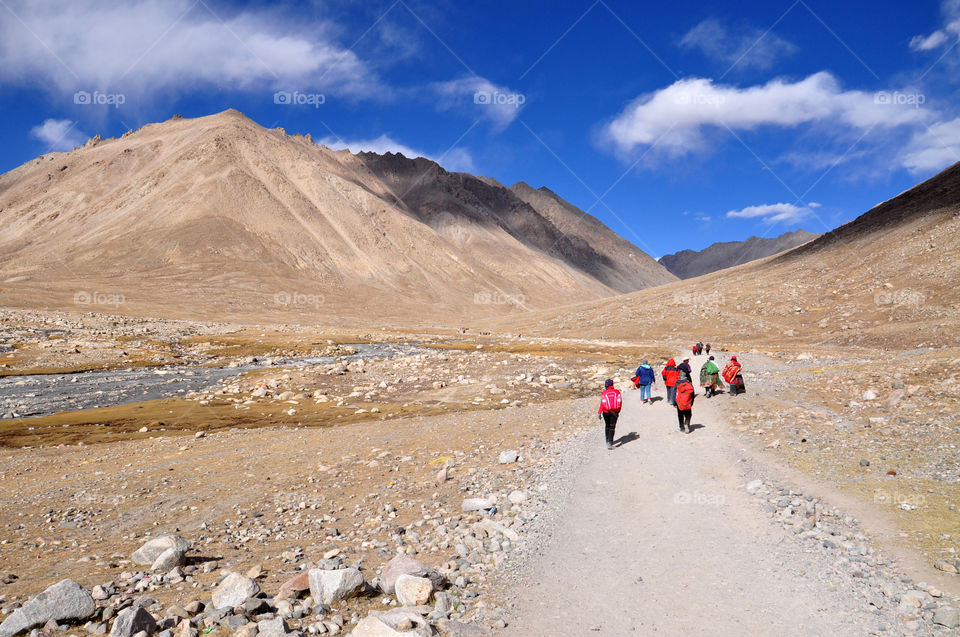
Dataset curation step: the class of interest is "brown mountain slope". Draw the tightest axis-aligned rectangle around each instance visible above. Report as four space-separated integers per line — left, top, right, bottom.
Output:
0 110 672 325
499 162 960 350
658 229 821 279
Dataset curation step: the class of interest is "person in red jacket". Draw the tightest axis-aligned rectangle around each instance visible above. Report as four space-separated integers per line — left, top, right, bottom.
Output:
597 379 622 450
661 358 680 406
675 375 695 433
722 356 744 396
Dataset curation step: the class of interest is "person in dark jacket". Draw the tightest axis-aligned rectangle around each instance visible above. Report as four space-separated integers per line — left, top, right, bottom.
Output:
661 358 680 406
678 357 693 379
635 359 656 403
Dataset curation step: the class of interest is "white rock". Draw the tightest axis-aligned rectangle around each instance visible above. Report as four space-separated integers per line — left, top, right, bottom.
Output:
497 450 518 464
461 498 493 512
351 609 432 637
394 575 432 607
308 568 364 604
131 535 191 566
508 490 527 505
212 573 260 610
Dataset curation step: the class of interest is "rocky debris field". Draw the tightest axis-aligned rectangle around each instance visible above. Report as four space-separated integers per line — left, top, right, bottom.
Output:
0 390 615 637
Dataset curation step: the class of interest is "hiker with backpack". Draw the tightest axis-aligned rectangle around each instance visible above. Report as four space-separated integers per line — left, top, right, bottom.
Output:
705 343 711 355
678 357 693 380
722 356 745 396
633 359 656 403
598 379 623 449
661 358 680 406
700 355 722 397
675 374 695 433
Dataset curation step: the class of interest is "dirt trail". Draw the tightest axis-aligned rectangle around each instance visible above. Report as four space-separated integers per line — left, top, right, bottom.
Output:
502 362 902 636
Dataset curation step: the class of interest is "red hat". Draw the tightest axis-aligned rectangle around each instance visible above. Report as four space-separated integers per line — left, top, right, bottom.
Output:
731 356 738 361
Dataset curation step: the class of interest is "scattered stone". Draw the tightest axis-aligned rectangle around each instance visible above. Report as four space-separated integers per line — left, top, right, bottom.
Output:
435 619 487 636
256 618 289 637
151 548 186 572
211 573 260 610
131 536 190 566
109 607 157 637
461 499 493 512
277 573 310 599
352 609 432 637
394 575 432 607
0 579 95 637
935 560 958 574
933 607 960 628
497 450 518 464
307 569 364 605
379 556 444 595
859 459 870 467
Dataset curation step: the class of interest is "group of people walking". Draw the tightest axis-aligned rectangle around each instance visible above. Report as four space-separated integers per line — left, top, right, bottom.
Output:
599 348 746 447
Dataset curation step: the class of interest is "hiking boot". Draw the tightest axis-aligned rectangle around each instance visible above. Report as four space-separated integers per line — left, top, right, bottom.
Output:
606 443 614 450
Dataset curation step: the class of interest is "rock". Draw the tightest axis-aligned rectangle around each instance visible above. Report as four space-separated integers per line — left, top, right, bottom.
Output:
933 607 960 628
745 479 763 493
394 576 432 607
435 619 486 636
246 565 263 580
935 560 958 574
507 490 527 505
131 536 190 566
461 499 492 512
859 459 870 467
109 607 157 637
256 618 289 637
497 450 518 464
0 579 95 637
863 389 877 400
234 625 258 637
211 573 260 610
277 573 310 599
307 569 364 605
379 556 444 595
151 548 186 572
351 609 433 637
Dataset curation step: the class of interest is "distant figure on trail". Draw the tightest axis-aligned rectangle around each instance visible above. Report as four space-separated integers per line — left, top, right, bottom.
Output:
634 359 656 403
675 374 695 433
678 356 692 379
705 343 711 355
598 379 623 450
661 358 680 406
692 344 698 357
700 355 722 397
697 341 704 355
722 356 745 396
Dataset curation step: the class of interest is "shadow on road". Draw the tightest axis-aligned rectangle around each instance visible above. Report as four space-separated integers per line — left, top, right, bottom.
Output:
615 431 640 447
688 423 705 434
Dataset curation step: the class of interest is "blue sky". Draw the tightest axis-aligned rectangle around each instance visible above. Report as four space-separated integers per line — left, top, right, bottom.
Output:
2 0 960 257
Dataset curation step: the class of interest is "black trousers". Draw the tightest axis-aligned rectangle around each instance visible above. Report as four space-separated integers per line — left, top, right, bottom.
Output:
602 412 619 445
677 408 692 430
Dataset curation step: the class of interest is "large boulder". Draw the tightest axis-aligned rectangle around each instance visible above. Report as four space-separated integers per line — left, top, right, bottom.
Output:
109 607 157 637
352 609 434 636
307 568 364 605
379 556 444 595
0 579 95 637
276 572 310 599
131 535 191 566
151 547 186 571
211 573 260 610
394 575 432 607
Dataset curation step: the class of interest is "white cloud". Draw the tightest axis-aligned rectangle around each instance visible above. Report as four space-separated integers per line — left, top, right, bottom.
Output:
901 117 960 173
602 72 928 158
726 203 812 224
317 134 476 173
30 118 87 151
910 30 950 51
0 0 379 102
433 76 525 129
909 0 960 52
679 18 796 71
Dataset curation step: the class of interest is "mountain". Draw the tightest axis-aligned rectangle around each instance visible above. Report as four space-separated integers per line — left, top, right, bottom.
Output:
500 161 960 350
658 230 821 279
0 109 673 326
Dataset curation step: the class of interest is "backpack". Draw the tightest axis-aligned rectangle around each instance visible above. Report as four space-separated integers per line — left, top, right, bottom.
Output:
600 388 623 413
676 381 695 409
